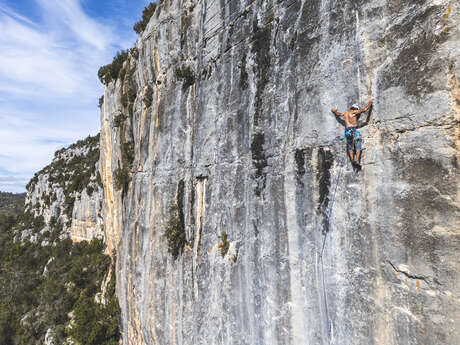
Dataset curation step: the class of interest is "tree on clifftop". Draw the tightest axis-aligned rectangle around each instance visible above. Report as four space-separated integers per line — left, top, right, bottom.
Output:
133 2 157 34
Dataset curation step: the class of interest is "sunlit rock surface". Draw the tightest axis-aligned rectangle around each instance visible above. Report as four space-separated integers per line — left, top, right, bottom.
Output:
100 0 460 344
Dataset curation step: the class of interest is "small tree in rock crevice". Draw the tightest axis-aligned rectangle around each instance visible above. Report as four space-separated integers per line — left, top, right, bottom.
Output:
164 206 186 260
113 168 130 191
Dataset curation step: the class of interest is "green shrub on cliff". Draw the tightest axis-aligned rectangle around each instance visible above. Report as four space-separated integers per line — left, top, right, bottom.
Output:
97 172 103 188
122 142 135 168
127 86 137 103
133 2 157 34
120 92 128 108
218 232 230 258
114 167 130 190
175 65 195 88
113 113 126 128
130 46 139 59
98 50 129 85
164 206 186 260
16 210 45 232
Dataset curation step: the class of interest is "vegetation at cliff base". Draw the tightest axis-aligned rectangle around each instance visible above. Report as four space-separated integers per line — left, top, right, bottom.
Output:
0 214 120 345
0 192 25 235
0 169 119 345
0 192 25 216
133 2 157 34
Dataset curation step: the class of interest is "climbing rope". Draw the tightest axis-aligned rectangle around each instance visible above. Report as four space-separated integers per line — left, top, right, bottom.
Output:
318 156 344 343
320 254 331 340
319 156 344 258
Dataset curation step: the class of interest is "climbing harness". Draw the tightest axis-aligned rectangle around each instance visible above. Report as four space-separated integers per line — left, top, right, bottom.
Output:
318 156 344 343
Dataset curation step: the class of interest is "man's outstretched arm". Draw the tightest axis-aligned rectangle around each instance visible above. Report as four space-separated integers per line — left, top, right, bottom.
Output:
353 99 373 114
331 108 344 116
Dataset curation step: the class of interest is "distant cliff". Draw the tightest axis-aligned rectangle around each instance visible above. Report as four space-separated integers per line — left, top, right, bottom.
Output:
25 134 105 243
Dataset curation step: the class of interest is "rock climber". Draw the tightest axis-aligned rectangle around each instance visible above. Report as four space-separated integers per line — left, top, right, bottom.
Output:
331 99 373 166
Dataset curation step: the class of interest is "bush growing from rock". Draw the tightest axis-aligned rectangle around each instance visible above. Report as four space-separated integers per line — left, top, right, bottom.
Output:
113 113 126 128
120 92 129 108
130 47 139 59
113 168 130 191
133 3 157 34
122 142 135 168
127 87 137 103
164 207 186 260
218 232 230 258
98 50 129 85
175 65 195 88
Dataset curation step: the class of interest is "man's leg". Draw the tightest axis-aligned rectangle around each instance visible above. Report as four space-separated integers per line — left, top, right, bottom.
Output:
345 131 354 162
354 131 362 164
348 150 355 161
355 150 361 163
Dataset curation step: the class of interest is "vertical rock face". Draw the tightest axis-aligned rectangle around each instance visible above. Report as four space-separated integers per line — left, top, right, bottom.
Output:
26 135 105 242
100 0 460 344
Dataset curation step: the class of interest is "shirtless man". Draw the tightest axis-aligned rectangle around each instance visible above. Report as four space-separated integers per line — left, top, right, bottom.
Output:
331 99 373 165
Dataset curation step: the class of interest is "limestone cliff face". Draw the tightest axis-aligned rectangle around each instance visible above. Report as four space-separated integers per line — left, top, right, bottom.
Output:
26 135 105 242
100 0 460 344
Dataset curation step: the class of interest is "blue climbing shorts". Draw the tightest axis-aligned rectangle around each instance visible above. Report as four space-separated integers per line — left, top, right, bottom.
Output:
345 127 362 151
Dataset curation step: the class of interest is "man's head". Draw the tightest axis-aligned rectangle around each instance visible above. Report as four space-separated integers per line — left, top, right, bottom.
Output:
350 104 359 110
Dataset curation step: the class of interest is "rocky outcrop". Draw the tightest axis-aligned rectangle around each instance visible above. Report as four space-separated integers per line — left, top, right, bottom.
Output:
26 134 105 242
100 0 460 344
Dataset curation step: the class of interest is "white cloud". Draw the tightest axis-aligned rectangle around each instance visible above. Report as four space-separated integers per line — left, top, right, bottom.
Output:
0 4 39 27
0 0 135 192
0 107 97 175
35 0 114 50
0 2 113 100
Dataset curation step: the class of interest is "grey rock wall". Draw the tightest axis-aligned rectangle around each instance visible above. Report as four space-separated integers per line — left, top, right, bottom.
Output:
100 0 460 344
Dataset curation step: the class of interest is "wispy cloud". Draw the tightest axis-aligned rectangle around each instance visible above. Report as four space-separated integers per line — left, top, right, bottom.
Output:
36 0 113 50
0 0 141 192
0 1 112 100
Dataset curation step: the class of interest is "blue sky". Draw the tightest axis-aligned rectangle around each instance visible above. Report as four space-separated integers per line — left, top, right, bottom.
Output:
0 0 152 193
